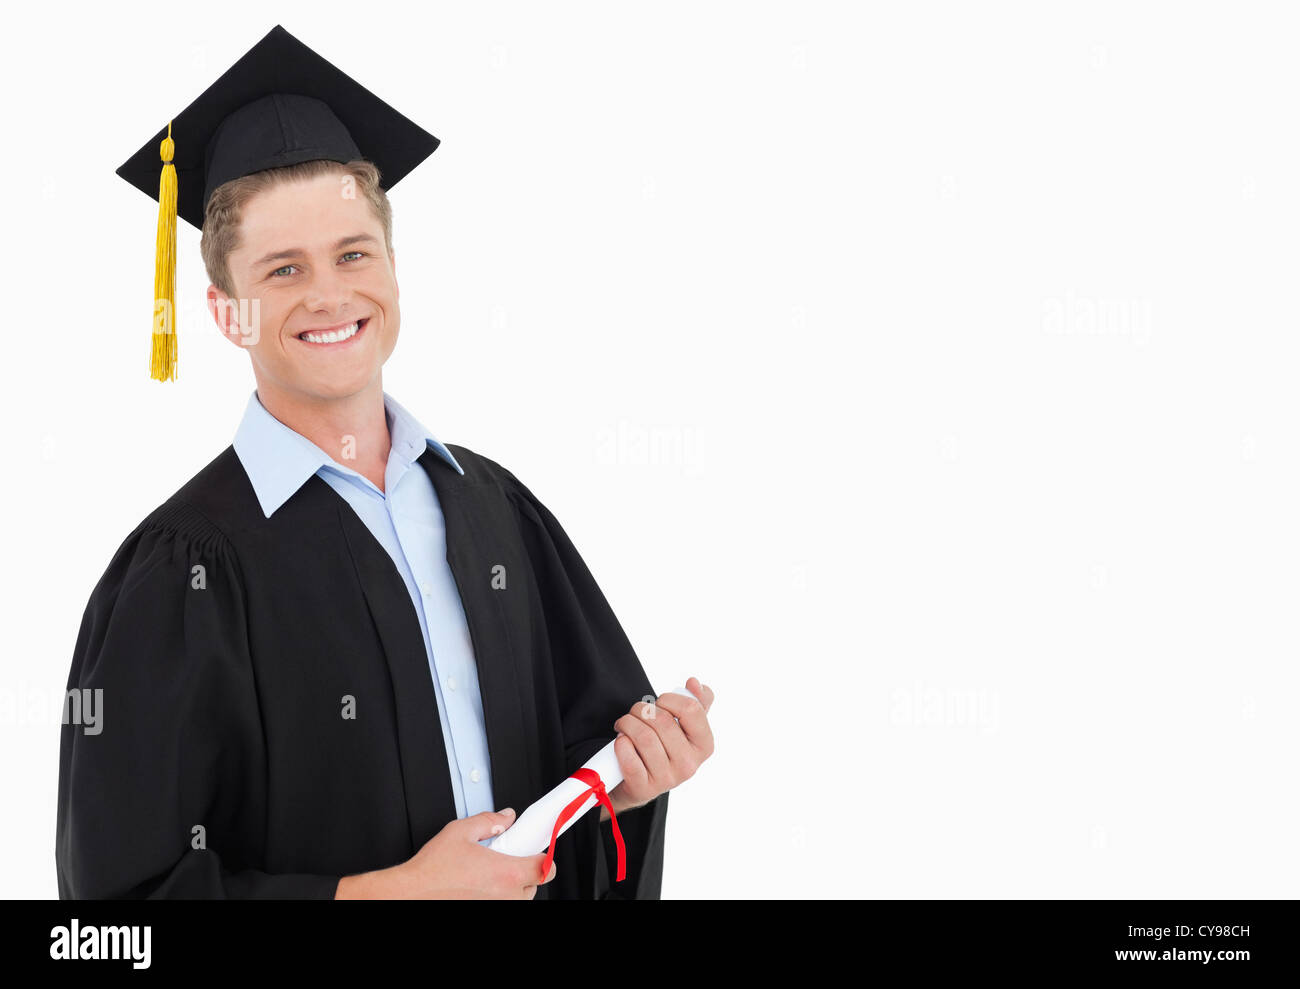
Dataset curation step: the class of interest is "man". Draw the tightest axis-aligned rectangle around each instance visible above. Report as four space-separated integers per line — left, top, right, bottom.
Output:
56 24 714 900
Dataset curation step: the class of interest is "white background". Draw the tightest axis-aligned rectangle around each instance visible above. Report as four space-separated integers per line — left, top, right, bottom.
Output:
3 1 1298 898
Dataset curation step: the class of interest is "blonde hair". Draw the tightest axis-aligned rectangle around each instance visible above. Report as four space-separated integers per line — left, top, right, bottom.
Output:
200 158 393 297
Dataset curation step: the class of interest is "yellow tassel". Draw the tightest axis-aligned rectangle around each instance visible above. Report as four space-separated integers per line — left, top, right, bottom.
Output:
151 121 178 381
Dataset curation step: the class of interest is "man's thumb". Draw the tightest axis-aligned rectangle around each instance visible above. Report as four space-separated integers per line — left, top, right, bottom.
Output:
464 807 516 842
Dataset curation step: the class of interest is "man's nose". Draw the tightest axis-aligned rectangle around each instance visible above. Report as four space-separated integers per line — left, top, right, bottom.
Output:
302 260 353 312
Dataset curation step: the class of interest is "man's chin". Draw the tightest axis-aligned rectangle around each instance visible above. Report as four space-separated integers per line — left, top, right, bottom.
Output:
293 367 384 404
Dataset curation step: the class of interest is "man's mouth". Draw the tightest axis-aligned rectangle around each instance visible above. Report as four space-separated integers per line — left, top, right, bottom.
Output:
296 317 369 346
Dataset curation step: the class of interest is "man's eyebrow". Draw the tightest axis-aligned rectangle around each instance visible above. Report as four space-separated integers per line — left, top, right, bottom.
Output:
250 234 381 269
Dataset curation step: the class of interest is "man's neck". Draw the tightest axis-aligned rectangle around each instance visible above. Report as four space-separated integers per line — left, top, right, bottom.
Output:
255 378 392 493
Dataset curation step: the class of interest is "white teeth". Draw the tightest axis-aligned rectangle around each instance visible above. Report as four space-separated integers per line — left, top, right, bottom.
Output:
300 321 360 344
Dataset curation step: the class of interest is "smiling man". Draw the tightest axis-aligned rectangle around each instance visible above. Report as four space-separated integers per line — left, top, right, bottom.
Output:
55 24 714 900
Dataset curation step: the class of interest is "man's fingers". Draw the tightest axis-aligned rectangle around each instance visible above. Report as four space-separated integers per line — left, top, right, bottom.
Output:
614 711 671 780
671 678 715 725
650 691 714 759
684 676 714 713
632 696 695 766
639 697 690 745
462 807 516 842
520 855 557 889
613 732 650 791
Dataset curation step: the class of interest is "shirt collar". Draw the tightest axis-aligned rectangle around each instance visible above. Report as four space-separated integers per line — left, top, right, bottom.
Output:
233 389 464 518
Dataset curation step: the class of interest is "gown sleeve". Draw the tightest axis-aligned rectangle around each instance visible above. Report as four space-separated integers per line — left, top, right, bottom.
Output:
55 502 341 899
503 470 670 901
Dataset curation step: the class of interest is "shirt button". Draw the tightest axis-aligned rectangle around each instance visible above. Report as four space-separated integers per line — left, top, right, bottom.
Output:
420 581 432 596
470 769 481 783
447 676 457 692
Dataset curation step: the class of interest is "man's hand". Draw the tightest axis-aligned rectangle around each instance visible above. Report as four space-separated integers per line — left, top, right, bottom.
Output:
334 808 557 899
603 676 715 818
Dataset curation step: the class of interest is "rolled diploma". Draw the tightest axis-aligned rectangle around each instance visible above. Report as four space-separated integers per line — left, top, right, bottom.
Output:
482 687 696 856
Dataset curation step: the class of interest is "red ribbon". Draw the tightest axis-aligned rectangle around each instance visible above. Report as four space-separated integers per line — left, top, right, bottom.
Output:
540 767 627 883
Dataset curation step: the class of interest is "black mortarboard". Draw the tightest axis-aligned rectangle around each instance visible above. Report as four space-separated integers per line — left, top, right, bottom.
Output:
116 24 440 381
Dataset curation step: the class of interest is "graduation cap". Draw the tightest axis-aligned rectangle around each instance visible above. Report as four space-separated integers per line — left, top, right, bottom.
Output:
116 24 440 381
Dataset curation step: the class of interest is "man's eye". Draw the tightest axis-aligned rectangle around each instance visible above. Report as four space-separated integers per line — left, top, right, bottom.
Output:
269 252 364 279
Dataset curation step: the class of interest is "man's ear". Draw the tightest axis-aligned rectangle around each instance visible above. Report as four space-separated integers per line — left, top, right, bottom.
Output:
208 284 250 348
391 249 398 301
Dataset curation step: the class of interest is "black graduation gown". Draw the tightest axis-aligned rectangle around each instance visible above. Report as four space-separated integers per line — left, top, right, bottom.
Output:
55 443 668 899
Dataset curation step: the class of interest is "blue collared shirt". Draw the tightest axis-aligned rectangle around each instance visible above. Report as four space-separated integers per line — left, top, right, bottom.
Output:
233 389 496 821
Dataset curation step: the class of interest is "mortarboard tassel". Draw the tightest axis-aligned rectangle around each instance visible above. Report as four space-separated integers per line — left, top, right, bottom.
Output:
151 121 178 381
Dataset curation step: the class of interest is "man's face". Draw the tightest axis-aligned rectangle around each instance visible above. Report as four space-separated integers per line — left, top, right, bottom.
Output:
209 171 399 404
